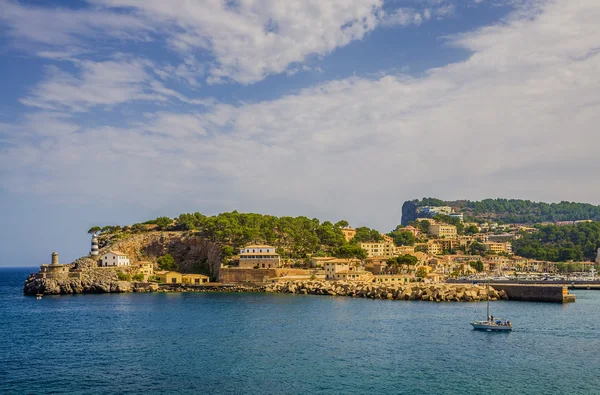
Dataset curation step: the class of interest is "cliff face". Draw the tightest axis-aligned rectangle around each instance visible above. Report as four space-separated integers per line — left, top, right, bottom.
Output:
98 231 223 279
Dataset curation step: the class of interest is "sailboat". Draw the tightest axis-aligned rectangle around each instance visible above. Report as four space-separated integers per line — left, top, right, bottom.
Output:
470 281 512 332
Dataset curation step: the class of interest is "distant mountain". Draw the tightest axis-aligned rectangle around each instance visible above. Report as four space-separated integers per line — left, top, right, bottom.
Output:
401 198 600 225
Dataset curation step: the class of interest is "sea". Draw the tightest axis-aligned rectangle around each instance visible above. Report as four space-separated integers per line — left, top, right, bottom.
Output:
1 267 599 395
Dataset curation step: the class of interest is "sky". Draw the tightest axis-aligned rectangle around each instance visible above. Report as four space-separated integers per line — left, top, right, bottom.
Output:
1 0 599 267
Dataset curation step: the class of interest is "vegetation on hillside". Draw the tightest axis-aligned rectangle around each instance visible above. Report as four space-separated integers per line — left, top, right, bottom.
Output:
402 197 600 224
512 222 600 262
95 211 381 261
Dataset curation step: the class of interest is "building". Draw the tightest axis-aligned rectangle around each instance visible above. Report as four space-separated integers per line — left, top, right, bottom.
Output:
414 242 442 255
37 252 70 279
101 251 130 267
403 226 420 237
239 245 281 269
331 269 374 282
483 242 512 255
374 274 414 284
417 206 452 217
323 259 361 280
428 224 457 238
182 274 210 285
341 227 356 242
156 271 182 284
380 234 394 244
449 213 464 222
360 242 396 258
133 262 154 280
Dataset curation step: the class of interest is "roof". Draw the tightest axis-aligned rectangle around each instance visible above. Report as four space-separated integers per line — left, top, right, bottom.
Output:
243 245 275 249
240 252 280 256
105 251 127 256
182 274 210 278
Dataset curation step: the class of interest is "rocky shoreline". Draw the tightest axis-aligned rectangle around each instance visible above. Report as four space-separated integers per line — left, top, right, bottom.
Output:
25 274 506 302
265 281 507 302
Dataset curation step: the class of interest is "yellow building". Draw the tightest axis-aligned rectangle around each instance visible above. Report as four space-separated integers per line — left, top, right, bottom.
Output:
156 271 182 284
341 227 357 242
323 259 361 280
133 262 154 280
483 242 512 254
360 242 397 258
330 269 374 282
428 224 457 238
415 242 442 255
182 274 210 285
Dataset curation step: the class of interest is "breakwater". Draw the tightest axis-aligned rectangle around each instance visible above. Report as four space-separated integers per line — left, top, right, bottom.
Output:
490 284 575 303
265 281 507 302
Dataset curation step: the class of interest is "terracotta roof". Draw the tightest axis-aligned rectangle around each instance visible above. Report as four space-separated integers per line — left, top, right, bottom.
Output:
106 251 127 256
240 252 279 256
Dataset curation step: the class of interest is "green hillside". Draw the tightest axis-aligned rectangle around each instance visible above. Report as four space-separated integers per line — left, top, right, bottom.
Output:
402 198 600 225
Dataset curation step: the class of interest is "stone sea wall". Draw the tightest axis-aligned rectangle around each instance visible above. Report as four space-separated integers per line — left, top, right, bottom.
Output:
266 281 508 302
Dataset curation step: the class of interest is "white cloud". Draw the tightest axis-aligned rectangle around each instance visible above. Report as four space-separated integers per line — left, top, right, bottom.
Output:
87 0 385 84
2 0 600 230
0 0 151 46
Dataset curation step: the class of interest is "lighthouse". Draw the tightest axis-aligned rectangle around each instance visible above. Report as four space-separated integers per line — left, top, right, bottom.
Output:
91 234 99 256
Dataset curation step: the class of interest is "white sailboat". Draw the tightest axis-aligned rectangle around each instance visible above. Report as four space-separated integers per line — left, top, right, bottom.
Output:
470 282 512 332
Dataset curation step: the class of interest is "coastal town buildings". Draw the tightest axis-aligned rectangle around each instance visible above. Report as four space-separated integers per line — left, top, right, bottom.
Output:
417 206 452 217
101 251 130 267
156 271 182 284
341 227 356 242
182 274 210 285
37 252 70 279
428 224 458 238
133 262 154 280
483 242 512 255
360 241 397 258
238 245 281 269
374 274 415 284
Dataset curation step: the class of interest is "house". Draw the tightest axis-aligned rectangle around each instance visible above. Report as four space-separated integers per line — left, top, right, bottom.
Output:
182 274 210 285
101 251 130 267
323 258 361 280
133 262 154 280
360 242 397 258
428 224 457 238
341 227 356 242
239 245 281 269
156 271 182 284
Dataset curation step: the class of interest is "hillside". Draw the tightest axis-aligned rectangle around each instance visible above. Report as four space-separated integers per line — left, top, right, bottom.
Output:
401 198 600 225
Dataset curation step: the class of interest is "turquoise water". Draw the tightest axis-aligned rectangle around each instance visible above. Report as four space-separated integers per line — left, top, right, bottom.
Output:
1 268 599 395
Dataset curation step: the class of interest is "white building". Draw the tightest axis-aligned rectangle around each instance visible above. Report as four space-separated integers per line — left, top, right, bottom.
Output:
101 251 130 267
239 245 281 269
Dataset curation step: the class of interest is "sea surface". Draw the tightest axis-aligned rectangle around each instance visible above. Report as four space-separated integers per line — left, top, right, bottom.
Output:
1 267 599 395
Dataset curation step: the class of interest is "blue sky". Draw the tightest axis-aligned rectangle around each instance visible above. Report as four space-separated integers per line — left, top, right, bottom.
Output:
1 0 600 266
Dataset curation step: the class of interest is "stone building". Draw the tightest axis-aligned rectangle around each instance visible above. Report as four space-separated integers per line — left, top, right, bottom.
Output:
340 227 356 242
238 245 281 269
37 252 70 279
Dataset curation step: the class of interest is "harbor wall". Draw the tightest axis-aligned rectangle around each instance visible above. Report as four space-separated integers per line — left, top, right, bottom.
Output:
490 284 575 303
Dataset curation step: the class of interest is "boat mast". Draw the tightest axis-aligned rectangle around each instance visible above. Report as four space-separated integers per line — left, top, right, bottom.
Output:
486 280 490 321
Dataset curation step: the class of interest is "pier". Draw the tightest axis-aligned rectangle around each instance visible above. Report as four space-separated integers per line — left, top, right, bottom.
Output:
489 284 576 303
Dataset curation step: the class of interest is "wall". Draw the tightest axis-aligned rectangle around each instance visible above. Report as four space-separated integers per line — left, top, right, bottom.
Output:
219 268 314 284
491 284 575 303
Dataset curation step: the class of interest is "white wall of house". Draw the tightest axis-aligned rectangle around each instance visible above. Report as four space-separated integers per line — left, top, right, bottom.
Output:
101 252 130 267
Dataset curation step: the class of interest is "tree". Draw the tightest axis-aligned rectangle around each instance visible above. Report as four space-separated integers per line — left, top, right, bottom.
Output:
352 227 383 243
388 226 416 246
335 244 367 260
416 267 428 278
464 225 479 235
155 216 172 230
470 260 484 272
221 245 235 257
88 226 101 235
335 220 349 228
157 254 177 271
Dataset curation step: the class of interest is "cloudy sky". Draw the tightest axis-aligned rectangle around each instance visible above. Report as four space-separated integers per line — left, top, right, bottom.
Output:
1 0 599 266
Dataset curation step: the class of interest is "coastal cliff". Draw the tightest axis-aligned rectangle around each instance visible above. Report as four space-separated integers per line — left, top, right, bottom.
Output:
97 231 223 279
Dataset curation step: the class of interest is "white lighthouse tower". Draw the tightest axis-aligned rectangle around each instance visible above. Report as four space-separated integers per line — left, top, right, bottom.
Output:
91 233 99 256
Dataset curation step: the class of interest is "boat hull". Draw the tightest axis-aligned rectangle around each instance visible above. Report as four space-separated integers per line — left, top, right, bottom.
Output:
470 321 512 331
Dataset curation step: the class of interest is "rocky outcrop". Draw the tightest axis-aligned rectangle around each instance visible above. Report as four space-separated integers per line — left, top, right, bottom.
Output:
98 231 222 280
265 281 508 302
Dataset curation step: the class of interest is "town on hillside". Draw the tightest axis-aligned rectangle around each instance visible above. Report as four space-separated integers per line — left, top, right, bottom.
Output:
35 200 600 287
